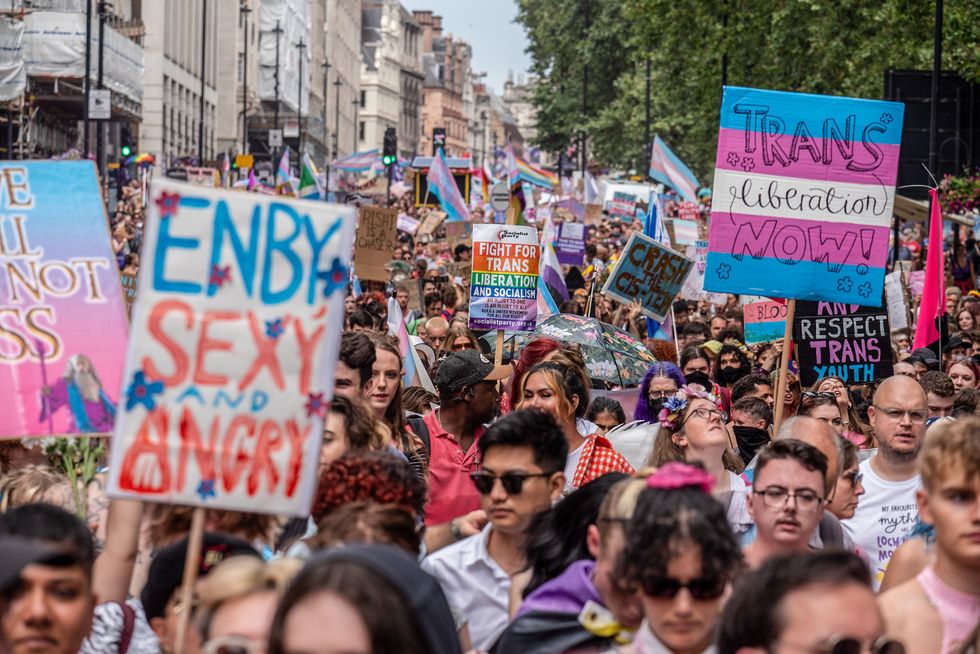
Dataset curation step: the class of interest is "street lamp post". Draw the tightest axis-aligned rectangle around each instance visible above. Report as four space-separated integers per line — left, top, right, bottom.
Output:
352 99 359 153
296 38 306 157
271 20 283 165
96 1 107 180
199 0 208 163
333 77 341 159
240 1 251 156
83 0 92 158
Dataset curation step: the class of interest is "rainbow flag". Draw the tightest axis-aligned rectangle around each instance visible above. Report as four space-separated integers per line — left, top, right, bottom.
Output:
426 149 470 222
508 145 558 189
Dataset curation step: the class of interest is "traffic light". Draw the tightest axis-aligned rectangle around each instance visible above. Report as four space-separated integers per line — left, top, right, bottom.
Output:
119 124 134 159
382 127 397 166
120 145 132 157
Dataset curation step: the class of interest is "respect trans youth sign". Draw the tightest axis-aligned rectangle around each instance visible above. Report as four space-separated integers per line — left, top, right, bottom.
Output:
792 300 892 387
602 232 694 322
0 162 129 438
106 181 354 516
704 86 904 305
469 224 539 332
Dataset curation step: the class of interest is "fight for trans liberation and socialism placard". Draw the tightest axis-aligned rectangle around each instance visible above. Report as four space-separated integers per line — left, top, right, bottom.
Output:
106 181 354 516
792 300 893 387
0 162 129 438
704 87 904 305
602 232 695 322
469 224 539 331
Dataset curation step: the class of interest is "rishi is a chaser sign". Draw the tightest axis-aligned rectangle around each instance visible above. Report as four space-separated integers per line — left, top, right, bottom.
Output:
704 87 904 305
107 181 354 516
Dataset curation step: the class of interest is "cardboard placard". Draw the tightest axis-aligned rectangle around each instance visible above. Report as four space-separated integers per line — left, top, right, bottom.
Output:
743 300 789 344
106 181 355 515
704 86 904 305
445 221 473 254
608 191 637 219
0 161 129 438
417 210 447 236
884 271 908 331
602 232 695 322
354 206 398 282
793 301 893 387
584 204 603 226
672 219 699 246
469 225 539 331
397 213 420 234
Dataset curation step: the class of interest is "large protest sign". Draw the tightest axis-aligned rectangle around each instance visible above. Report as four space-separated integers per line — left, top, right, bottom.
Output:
743 300 788 344
0 162 129 438
353 206 397 282
793 301 892 387
884 271 908 331
469 225 539 331
602 232 695 322
555 222 587 266
704 87 904 305
608 192 637 219
680 240 726 304
106 181 354 515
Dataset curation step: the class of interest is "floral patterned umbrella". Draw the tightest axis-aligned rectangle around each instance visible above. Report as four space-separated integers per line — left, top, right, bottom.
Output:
482 314 658 388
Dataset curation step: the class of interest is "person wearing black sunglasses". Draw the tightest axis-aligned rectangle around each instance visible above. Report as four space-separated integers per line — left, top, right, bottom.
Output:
613 462 743 654
421 410 567 653
718 550 904 654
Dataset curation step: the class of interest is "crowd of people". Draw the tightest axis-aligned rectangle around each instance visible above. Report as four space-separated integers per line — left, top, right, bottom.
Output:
2 178 979 654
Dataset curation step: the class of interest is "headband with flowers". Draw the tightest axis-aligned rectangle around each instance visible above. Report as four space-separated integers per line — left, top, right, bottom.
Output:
657 384 721 432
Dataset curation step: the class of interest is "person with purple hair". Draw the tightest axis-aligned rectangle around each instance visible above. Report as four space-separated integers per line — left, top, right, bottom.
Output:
604 363 686 470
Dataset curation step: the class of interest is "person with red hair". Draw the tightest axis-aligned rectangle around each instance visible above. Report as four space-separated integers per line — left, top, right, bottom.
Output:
946 357 979 392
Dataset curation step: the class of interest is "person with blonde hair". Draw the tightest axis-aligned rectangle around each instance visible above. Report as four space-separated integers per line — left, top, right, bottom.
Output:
0 464 71 512
196 556 303 654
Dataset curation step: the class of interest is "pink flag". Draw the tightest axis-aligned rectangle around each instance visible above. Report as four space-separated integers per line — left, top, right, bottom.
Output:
912 188 946 351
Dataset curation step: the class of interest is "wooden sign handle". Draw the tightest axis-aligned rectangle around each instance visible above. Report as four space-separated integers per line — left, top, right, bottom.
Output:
772 299 797 434
173 507 206 654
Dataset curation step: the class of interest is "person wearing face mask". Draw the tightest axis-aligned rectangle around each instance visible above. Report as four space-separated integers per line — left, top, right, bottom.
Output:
603 363 686 470
714 342 752 389
729 396 773 467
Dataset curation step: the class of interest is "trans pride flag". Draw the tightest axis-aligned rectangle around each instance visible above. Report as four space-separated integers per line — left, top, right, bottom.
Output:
426 149 470 222
332 149 380 173
648 136 699 202
703 86 904 305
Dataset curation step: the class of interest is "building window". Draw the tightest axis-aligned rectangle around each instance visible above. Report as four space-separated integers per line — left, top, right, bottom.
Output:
359 121 365 141
360 90 365 108
238 53 244 82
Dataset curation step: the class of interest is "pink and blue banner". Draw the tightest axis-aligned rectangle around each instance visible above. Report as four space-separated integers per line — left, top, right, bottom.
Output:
704 86 904 305
0 162 129 438
649 136 700 203
427 149 471 222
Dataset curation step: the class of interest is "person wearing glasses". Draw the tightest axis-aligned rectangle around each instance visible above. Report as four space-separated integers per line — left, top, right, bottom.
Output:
743 439 829 570
879 417 980 654
613 462 743 654
604 362 685 471
718 550 904 654
421 410 567 652
648 385 745 495
841 375 928 590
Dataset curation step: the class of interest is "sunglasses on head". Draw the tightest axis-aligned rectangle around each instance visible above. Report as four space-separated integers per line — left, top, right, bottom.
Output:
470 471 555 495
640 574 726 600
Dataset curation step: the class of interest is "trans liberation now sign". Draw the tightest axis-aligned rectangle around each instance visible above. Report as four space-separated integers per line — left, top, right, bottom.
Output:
704 86 904 305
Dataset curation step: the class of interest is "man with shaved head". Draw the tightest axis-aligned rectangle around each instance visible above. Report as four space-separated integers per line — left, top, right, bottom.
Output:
841 375 928 590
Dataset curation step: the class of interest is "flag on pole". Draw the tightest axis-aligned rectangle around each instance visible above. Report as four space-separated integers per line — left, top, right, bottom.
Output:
648 136 699 202
507 144 558 189
540 237 569 302
387 297 434 392
426 149 470 222
298 153 322 200
276 146 294 195
537 274 560 322
332 148 380 172
912 188 947 354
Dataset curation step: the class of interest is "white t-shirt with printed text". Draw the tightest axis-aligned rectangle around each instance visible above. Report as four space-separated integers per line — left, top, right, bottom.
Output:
840 458 920 590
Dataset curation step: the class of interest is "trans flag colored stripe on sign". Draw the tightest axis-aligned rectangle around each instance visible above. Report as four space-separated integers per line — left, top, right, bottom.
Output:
704 86 904 306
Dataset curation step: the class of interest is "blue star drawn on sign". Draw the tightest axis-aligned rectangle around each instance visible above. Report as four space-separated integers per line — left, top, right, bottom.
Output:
726 152 740 166
197 479 216 501
125 370 164 412
716 263 731 280
837 276 853 293
880 113 893 125
317 258 350 298
741 158 756 172
858 282 873 298
265 318 285 340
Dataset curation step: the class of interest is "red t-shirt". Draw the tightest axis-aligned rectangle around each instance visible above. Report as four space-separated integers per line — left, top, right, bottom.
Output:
422 411 485 525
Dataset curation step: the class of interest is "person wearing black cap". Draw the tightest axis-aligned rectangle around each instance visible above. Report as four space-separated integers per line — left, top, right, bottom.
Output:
140 533 260 654
416 349 510 528
908 348 940 378
942 334 971 368
453 243 472 263
268 544 462 654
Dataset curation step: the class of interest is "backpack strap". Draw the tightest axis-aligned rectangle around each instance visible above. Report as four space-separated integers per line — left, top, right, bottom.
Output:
118 601 136 654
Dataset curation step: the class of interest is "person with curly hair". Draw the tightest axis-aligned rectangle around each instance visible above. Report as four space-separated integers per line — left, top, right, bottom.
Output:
311 452 426 525
613 463 743 653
